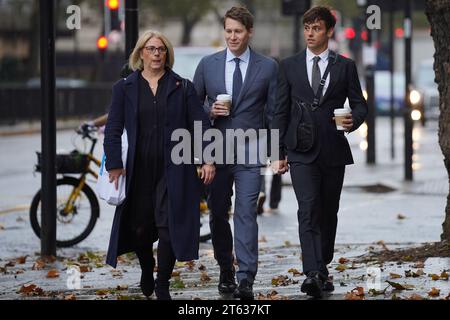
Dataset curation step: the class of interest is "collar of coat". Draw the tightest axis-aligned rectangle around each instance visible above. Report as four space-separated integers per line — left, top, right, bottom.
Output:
124 67 184 97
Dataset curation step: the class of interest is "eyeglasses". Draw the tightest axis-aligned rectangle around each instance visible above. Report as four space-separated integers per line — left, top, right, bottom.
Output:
143 46 168 54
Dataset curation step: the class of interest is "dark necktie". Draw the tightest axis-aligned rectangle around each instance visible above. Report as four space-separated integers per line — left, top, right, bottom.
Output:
312 56 321 96
233 57 243 101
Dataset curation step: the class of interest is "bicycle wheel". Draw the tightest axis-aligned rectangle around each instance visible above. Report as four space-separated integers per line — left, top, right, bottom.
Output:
30 176 100 247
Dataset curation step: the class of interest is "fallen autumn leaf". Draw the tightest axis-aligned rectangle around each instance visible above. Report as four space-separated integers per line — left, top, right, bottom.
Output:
428 287 440 297
32 259 46 270
408 294 424 300
16 256 28 264
96 289 109 296
288 268 303 276
335 264 348 272
338 257 350 264
46 269 60 278
200 272 211 283
386 280 414 290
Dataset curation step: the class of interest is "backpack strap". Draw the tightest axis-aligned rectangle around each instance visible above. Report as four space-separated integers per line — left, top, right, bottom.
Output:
311 50 338 110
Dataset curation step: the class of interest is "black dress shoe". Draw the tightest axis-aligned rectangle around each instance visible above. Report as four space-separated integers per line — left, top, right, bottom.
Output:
218 269 237 294
233 279 254 300
140 269 155 297
155 280 172 300
137 255 155 297
323 277 335 292
301 272 323 298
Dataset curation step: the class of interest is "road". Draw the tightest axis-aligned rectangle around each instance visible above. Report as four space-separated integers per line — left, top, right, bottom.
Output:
0 118 447 260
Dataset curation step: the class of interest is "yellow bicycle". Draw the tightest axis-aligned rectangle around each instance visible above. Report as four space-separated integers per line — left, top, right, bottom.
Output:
30 125 101 247
30 125 213 247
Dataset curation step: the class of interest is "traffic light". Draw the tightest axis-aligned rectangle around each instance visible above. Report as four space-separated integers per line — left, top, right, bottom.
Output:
97 36 108 51
360 30 368 42
281 0 311 16
345 27 356 40
106 0 119 10
395 27 404 39
348 17 364 59
97 35 108 60
106 0 121 32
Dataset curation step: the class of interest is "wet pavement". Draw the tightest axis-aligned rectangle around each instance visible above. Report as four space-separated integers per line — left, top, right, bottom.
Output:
0 118 449 300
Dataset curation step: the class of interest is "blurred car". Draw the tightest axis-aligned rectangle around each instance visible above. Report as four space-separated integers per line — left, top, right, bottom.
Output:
411 59 439 124
374 71 405 115
361 71 405 116
173 46 222 81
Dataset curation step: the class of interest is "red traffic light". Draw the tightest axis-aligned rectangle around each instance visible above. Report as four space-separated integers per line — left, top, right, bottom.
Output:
361 30 368 41
395 28 404 38
345 27 356 39
106 0 119 10
97 36 108 50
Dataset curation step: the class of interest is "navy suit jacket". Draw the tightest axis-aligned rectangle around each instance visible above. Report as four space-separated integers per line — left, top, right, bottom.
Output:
193 48 278 166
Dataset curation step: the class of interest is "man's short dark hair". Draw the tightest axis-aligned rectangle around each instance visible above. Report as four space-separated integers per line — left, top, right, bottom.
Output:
223 6 254 31
303 6 336 31
120 62 133 78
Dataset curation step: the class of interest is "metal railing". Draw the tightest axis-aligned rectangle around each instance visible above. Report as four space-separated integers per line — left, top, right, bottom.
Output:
0 84 113 124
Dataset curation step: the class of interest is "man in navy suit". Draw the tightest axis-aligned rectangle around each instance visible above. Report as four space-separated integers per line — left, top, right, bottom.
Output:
193 6 278 300
272 6 368 298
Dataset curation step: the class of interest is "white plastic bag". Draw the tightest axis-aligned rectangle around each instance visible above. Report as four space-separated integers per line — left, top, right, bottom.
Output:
96 130 128 206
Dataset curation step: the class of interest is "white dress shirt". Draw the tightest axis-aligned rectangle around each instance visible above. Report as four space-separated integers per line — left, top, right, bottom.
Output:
225 47 250 97
306 47 330 95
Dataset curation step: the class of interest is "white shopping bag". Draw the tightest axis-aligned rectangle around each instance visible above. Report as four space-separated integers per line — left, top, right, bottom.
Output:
96 130 128 206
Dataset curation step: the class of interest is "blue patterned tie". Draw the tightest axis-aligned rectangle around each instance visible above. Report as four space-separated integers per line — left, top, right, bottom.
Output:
233 58 243 103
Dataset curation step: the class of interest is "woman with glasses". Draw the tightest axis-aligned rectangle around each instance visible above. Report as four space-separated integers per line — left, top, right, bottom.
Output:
104 30 215 300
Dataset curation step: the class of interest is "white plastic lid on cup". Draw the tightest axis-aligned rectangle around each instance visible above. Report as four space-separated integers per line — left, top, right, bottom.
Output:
334 107 351 116
216 94 232 102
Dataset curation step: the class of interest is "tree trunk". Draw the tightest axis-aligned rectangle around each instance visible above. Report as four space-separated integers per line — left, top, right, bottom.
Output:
425 0 450 241
181 16 199 46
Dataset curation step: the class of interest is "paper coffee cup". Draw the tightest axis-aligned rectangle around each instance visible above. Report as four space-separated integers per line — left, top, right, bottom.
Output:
216 94 232 116
334 108 351 130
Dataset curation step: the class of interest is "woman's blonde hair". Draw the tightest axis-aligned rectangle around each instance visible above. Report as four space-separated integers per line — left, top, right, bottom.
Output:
128 30 174 71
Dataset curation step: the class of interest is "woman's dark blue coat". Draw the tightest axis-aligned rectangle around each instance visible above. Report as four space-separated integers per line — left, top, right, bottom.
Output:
103 69 210 268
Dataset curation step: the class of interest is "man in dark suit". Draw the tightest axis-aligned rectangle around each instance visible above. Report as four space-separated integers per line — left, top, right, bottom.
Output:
272 6 368 298
193 6 278 300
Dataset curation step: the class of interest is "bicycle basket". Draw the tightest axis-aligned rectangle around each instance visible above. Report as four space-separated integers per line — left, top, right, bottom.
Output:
35 150 89 174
